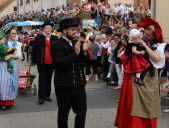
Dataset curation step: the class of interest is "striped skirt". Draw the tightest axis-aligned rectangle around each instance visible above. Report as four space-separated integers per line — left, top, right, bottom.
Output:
0 60 19 101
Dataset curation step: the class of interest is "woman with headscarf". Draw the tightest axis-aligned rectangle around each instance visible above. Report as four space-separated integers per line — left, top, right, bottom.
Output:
0 24 22 110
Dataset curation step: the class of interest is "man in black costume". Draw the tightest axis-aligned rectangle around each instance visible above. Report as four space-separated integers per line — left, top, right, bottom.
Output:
51 18 90 128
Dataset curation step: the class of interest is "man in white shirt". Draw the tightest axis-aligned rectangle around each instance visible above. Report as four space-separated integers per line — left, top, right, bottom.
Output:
117 3 124 21
128 3 134 19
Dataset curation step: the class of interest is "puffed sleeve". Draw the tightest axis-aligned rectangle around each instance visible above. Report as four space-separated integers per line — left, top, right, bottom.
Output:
16 41 22 58
150 43 166 69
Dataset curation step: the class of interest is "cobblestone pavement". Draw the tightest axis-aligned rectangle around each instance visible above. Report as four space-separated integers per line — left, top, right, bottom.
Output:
0 61 169 128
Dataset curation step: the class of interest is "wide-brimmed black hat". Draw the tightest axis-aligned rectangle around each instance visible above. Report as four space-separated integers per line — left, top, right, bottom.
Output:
57 18 79 32
41 21 54 28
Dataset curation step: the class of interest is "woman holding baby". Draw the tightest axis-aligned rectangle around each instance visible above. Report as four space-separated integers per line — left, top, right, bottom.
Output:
114 17 166 128
0 24 22 110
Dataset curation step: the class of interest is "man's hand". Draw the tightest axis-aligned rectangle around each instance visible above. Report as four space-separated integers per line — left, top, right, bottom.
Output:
136 40 147 48
83 40 91 51
75 40 81 55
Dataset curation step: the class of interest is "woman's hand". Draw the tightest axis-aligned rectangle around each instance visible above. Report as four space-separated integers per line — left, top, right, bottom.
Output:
136 40 147 48
4 55 11 61
137 40 161 62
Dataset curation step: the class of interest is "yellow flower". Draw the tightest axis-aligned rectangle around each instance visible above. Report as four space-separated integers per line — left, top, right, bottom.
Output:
26 69 29 72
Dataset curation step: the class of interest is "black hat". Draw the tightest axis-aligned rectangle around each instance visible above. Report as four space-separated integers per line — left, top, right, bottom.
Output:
105 26 112 35
57 18 79 32
41 21 54 29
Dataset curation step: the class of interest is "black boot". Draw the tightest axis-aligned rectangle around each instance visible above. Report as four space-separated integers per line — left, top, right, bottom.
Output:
38 99 45 105
45 98 52 102
135 78 144 85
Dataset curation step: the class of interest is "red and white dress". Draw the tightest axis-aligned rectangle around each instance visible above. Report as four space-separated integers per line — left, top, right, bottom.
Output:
122 42 150 74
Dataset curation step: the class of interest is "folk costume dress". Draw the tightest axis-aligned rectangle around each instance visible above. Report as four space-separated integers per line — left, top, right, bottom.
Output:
122 42 150 74
114 17 166 128
0 39 22 106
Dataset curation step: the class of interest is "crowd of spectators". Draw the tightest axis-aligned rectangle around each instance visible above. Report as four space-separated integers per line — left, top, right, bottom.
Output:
0 1 151 27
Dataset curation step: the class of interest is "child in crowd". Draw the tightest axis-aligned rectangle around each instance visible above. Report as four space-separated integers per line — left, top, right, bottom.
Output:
107 39 117 81
95 35 103 78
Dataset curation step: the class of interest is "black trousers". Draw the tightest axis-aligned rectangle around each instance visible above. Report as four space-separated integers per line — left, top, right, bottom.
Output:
103 54 109 77
55 87 87 128
86 60 98 75
37 64 54 100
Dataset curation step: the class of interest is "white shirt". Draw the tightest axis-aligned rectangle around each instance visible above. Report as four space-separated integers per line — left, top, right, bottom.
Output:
95 42 103 56
128 7 134 12
101 39 110 49
108 46 113 63
118 5 124 15
150 43 166 69
43 33 51 40
147 9 151 15
113 7 118 14
86 31 94 40
62 36 73 47
124 7 129 14
8 40 22 58
88 4 91 10
104 8 109 15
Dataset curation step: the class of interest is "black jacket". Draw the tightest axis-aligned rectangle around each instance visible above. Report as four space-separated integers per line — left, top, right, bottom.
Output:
51 37 87 87
31 34 58 64
114 41 123 64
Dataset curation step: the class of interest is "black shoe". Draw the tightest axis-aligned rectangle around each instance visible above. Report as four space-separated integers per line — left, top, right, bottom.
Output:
135 79 144 85
103 77 107 82
1 106 7 111
45 98 52 102
38 99 45 105
106 78 110 83
106 82 117 86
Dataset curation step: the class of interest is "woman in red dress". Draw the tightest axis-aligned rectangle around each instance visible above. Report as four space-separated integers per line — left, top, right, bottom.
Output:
114 17 166 128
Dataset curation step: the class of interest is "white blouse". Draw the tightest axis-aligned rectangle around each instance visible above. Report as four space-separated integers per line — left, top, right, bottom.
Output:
8 41 22 58
150 43 166 69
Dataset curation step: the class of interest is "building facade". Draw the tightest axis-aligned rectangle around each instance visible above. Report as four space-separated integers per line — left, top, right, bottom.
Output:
0 0 17 18
18 0 66 14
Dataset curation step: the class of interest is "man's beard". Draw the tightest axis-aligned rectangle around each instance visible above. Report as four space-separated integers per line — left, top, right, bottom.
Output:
66 33 75 40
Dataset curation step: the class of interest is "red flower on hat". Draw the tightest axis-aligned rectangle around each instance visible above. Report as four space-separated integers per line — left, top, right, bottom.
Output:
137 17 165 43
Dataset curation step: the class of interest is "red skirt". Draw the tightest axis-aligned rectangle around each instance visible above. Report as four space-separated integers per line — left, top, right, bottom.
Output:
0 100 14 106
122 54 150 73
114 73 157 128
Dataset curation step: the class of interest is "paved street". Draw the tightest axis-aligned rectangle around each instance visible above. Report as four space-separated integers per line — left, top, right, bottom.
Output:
0 61 169 128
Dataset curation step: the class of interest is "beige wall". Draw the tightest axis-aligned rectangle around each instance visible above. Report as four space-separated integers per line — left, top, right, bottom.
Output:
0 0 17 18
156 0 169 42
